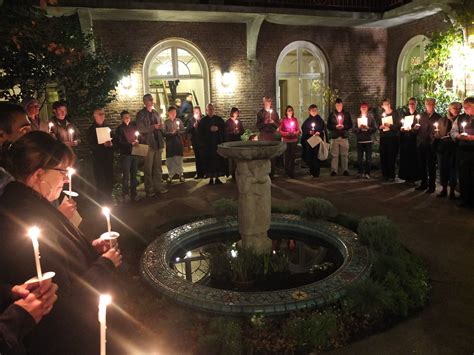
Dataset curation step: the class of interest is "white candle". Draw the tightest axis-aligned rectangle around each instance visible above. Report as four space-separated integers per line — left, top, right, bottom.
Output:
135 131 139 139
102 207 112 237
434 122 439 132
67 167 75 195
337 115 342 125
27 226 43 280
68 128 74 142
461 121 467 134
311 122 316 130
269 109 273 121
290 120 295 131
177 120 180 129
98 294 112 355
416 114 420 124
48 122 54 133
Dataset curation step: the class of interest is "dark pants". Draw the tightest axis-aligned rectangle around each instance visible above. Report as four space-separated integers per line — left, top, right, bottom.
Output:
92 150 114 203
357 143 373 175
284 142 297 177
121 155 138 198
192 140 205 178
437 150 457 188
309 145 321 177
458 149 474 206
380 136 399 179
417 143 437 188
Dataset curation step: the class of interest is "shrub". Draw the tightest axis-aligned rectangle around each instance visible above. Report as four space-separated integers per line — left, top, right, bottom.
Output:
343 279 391 316
357 216 401 255
196 318 242 355
330 213 360 232
212 198 238 218
230 246 263 282
282 311 338 350
271 203 301 215
207 246 232 283
302 197 338 220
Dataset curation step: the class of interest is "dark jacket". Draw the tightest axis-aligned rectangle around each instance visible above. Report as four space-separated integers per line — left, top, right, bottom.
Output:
379 110 402 138
256 108 280 141
301 115 328 163
136 107 164 150
352 113 377 143
163 118 186 158
49 116 80 144
416 111 442 146
186 116 201 146
452 113 474 151
0 182 115 354
115 122 139 156
434 115 456 153
86 121 114 155
327 110 352 139
225 118 244 142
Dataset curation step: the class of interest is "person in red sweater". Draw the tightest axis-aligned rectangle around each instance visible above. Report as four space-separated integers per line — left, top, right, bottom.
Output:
278 105 300 178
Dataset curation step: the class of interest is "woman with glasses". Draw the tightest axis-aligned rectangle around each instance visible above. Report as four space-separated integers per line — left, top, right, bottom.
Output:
0 131 122 354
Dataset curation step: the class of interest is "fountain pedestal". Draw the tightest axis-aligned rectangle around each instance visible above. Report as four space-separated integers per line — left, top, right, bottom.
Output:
217 141 286 254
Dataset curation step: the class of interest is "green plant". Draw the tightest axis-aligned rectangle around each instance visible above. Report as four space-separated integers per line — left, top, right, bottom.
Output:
212 198 238 218
302 197 338 220
269 252 289 273
357 216 401 255
241 129 258 142
196 317 242 355
207 246 232 282
312 80 341 109
282 311 338 350
271 203 301 214
330 213 360 232
230 246 262 283
343 279 391 316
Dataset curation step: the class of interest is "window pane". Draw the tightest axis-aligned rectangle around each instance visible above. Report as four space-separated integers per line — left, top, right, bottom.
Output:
149 48 173 77
177 48 202 76
279 49 297 74
301 49 322 74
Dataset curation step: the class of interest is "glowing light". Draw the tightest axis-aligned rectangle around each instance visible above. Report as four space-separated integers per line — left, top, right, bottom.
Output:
230 250 238 258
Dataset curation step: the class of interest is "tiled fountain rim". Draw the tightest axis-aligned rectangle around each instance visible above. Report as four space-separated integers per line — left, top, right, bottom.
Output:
140 214 371 316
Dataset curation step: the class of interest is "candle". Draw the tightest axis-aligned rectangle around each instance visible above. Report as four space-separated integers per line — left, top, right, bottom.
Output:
234 119 239 132
461 121 467 134
416 114 420 124
102 207 111 237
269 109 273 121
290 120 295 132
48 122 54 133
177 120 180 129
27 226 43 280
337 115 342 126
67 167 75 195
311 122 316 130
434 122 439 132
135 131 139 140
68 128 74 142
98 294 112 355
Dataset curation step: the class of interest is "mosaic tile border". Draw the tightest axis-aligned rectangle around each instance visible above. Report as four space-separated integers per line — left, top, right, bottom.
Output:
140 214 371 316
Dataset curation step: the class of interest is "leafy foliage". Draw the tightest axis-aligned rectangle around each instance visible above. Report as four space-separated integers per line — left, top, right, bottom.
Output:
357 216 401 255
211 198 238 218
302 197 338 220
0 4 132 117
196 317 243 355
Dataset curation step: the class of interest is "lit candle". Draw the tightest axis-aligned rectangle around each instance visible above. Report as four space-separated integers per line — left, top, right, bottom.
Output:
434 122 439 132
461 121 467 135
234 119 239 133
48 122 54 133
66 167 75 195
68 128 74 142
290 120 295 132
337 115 342 126
416 114 420 124
27 226 43 280
177 120 180 129
135 131 139 140
269 109 273 121
98 294 112 355
311 122 316 130
102 207 112 237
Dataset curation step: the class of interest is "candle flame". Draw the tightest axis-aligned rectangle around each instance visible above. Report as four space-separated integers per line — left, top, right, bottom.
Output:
27 226 40 240
67 167 76 177
461 122 467 127
99 294 112 307
135 131 139 137
102 207 110 217
48 122 54 127
68 128 74 134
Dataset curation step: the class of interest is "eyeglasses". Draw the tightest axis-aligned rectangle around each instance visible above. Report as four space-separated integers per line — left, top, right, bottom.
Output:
47 168 69 177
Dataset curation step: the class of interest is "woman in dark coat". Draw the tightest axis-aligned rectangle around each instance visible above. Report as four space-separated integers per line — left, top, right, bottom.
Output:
225 107 245 179
0 131 121 354
186 106 205 179
398 97 419 184
301 104 328 178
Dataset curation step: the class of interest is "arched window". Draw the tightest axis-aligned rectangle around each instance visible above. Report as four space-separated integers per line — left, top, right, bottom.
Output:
143 39 210 114
276 41 329 123
396 35 428 107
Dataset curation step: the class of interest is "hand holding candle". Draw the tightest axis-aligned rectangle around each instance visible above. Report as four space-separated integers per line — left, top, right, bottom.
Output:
48 122 54 133
68 128 74 143
461 121 467 135
434 122 439 132
98 294 112 355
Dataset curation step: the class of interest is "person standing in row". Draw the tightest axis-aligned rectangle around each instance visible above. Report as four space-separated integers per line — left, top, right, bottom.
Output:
256 96 280 178
115 110 139 202
86 107 114 203
24 98 48 132
379 99 401 182
414 98 442 193
301 104 327 178
278 105 300 178
451 97 474 208
435 102 460 199
199 103 226 185
225 107 244 180
327 98 352 176
49 101 80 148
187 106 205 179
164 106 186 183
136 94 168 197
353 103 376 179
399 97 419 184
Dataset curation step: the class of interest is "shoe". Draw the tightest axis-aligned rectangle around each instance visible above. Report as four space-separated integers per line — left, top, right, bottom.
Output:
179 175 185 182
215 178 223 185
343 171 350 176
146 192 156 198
330 171 337 176
365 174 371 180
166 177 172 184
415 185 427 191
437 188 447 198
208 178 214 185
425 187 435 194
193 174 200 180
449 187 456 200
157 188 168 194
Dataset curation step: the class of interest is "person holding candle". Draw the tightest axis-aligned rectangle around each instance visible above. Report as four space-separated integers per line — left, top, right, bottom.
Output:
87 107 115 204
278 105 300 178
301 104 328 178
434 102 461 199
186 106 205 179
225 107 245 180
48 101 80 147
0 131 122 354
256 96 280 178
23 98 48 132
164 106 186 183
136 94 168 197
115 110 139 202
414 98 442 193
353 103 377 179
327 98 352 176
398 97 420 185
450 97 474 208
378 99 402 182
198 103 226 185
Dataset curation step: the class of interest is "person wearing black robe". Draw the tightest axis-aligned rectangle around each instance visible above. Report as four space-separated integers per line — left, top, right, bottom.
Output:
186 106 205 179
86 108 114 203
378 99 402 182
198 103 226 185
398 97 419 184
301 104 328 178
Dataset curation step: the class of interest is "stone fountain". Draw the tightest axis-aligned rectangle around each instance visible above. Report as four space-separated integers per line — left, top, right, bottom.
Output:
217 141 287 254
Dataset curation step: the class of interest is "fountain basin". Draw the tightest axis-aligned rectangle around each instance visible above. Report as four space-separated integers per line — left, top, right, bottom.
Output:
217 141 286 160
140 214 371 316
